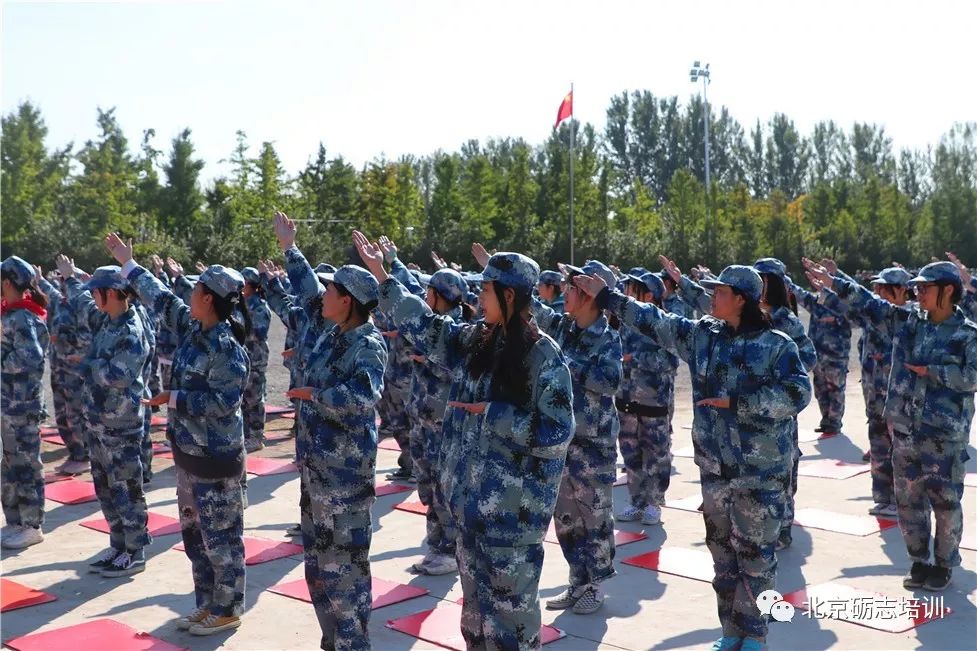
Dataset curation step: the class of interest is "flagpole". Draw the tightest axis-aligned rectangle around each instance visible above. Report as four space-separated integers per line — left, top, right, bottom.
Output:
569 82 575 265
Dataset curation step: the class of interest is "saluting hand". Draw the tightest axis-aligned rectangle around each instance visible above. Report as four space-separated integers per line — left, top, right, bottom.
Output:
658 255 682 285
105 233 134 265
352 230 388 282
696 397 731 409
448 401 487 415
904 364 928 377
143 391 170 407
273 211 297 251
572 274 607 298
286 387 314 401
471 243 490 268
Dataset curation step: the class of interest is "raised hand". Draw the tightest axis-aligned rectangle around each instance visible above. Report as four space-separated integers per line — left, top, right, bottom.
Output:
273 211 297 251
377 236 398 264
573 273 607 298
256 260 269 276
430 251 447 270
105 232 133 265
55 254 76 278
658 255 682 284
352 230 388 282
947 251 973 288
150 254 164 275
805 261 834 290
471 243 490 268
817 258 838 275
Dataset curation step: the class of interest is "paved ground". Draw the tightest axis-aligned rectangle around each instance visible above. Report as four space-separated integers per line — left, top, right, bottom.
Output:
2 315 975 650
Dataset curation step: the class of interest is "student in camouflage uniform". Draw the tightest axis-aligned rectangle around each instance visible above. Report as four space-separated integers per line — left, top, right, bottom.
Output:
537 270 565 314
108 234 251 636
356 232 575 651
273 214 386 651
788 276 853 435
817 263 913 516
575 263 811 651
58 260 152 576
240 267 271 453
533 259 622 615
812 260 976 591
1 256 50 550
615 271 680 527
381 238 469 577
131 295 157 484
661 271 696 318
375 305 414 480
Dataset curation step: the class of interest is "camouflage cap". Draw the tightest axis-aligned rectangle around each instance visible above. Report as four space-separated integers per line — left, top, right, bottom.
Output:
908 261 962 287
429 268 468 303
477 252 540 292
627 266 650 277
701 264 764 302
538 270 563 285
315 263 337 274
870 266 914 286
334 264 380 304
627 271 666 300
1 256 35 286
753 257 787 278
85 265 128 291
199 265 245 299
240 267 260 285
564 260 617 291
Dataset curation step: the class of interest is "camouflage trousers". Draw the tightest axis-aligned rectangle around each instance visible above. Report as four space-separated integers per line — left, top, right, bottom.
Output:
51 363 89 461
148 351 162 396
377 378 412 473
702 473 787 642
868 419 895 505
812 358 848 432
176 466 246 617
90 428 150 550
409 420 456 555
891 433 968 568
618 412 672 509
780 420 800 545
554 439 617 588
1 412 44 528
242 365 268 447
457 533 545 651
300 480 373 651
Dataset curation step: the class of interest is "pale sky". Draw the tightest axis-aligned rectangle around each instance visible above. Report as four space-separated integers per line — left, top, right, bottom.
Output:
3 0 975 183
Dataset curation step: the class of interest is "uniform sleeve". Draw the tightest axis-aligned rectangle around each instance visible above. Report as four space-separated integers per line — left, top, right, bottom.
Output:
89 332 144 389
733 338 812 420
1 313 46 376
124 264 193 338
484 346 575 459
283 246 324 319
606 290 696 362
389 259 426 298
63 277 103 332
263 275 306 332
571 330 623 395
312 341 387 410
175 343 249 419
377 277 472 369
926 332 977 393
678 276 712 315
38 276 62 304
251 300 272 343
833 276 896 326
530 296 565 336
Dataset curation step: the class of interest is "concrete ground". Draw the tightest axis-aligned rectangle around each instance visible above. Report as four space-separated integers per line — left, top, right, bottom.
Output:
2 316 975 651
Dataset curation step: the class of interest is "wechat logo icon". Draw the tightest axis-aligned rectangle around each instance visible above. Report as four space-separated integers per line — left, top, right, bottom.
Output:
756 589 795 623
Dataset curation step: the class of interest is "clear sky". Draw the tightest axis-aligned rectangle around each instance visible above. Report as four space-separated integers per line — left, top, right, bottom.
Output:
3 0 975 183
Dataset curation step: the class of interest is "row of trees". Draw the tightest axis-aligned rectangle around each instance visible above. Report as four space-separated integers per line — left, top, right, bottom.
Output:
3 96 975 278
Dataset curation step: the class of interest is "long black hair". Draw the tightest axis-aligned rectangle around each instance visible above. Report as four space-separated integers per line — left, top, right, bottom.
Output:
334 283 378 323
760 272 795 314
467 281 540 408
733 287 772 332
1 271 48 309
201 285 252 346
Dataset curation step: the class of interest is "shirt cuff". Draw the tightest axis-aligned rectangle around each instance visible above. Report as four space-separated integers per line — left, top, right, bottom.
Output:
120 259 140 278
168 390 179 409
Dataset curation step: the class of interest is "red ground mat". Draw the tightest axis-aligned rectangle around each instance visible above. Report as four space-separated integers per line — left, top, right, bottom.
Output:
270 576 429 609
393 501 428 516
964 473 976 488
386 602 564 650
39 426 59 436
265 404 295 416
378 438 402 452
783 582 951 633
664 495 703 513
376 482 413 497
792 508 898 536
40 434 64 446
798 430 838 443
43 472 72 484
544 523 647 546
672 445 695 458
0 579 57 612
264 430 294 443
4 619 186 651
796 459 870 480
81 512 181 537
45 479 97 504
246 457 298 476
151 441 170 453
622 547 715 583
174 536 302 565
150 414 167 427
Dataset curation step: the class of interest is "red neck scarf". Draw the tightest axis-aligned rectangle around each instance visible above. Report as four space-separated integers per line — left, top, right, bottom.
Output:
0 297 47 320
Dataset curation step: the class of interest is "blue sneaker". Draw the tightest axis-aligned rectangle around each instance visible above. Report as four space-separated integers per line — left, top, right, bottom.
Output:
739 639 765 651
711 637 742 651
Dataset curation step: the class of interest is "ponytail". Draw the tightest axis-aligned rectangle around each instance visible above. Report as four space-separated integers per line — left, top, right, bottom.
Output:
202 285 252 346
2 272 48 309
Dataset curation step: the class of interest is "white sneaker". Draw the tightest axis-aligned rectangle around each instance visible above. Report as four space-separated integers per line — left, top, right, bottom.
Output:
868 503 889 516
546 585 585 610
410 551 439 573
1 523 23 538
642 505 663 526
422 553 458 576
876 504 899 518
2 526 43 549
615 505 642 522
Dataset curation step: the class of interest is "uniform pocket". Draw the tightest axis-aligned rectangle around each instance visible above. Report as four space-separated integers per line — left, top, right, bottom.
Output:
333 511 372 547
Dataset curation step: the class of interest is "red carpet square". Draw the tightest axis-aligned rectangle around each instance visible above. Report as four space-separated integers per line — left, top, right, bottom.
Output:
784 582 951 633
151 441 171 453
45 479 97 504
4 619 185 651
246 457 298 476
40 434 64 446
270 576 429 609
386 602 564 650
175 536 302 565
81 512 181 537
265 404 295 416
799 429 838 443
793 508 898 536
797 459 870 479
393 501 428 516
376 482 412 497
622 548 714 583
0 579 57 612
378 438 402 452
664 495 703 513
39 426 59 436
544 523 647 546
150 414 167 427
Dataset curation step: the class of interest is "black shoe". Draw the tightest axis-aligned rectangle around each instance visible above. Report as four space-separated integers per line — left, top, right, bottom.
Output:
923 566 951 591
387 469 411 481
102 548 146 577
88 548 122 572
814 426 824 432
903 561 931 589
862 450 871 462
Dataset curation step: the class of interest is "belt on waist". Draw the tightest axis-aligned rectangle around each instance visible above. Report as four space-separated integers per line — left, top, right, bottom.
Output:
615 399 669 418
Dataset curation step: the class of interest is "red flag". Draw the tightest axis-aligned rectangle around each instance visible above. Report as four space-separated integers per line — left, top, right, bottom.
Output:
554 90 573 128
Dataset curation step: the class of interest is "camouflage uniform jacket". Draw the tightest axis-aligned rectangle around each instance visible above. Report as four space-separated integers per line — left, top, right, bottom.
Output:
0 300 49 416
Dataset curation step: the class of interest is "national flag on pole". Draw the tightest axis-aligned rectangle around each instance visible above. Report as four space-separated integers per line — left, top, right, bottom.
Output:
554 90 573 128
